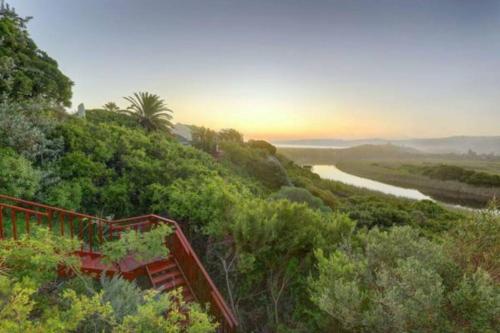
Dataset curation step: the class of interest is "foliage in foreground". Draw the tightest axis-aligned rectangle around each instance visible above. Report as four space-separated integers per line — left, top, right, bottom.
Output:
101 223 173 264
0 226 217 333
311 215 500 333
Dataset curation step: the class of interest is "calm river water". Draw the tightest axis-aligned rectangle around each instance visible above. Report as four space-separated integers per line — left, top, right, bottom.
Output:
312 165 433 201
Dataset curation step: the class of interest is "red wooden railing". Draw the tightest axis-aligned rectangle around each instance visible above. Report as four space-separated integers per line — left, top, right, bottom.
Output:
0 194 238 332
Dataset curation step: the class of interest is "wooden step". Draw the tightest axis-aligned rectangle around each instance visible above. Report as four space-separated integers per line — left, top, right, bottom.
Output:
156 276 187 292
151 270 182 286
149 261 177 275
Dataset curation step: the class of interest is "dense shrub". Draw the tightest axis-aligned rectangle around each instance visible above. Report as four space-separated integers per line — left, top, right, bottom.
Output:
0 100 64 162
270 186 331 212
0 148 40 198
420 164 500 187
247 139 277 155
311 225 499 332
228 199 355 331
218 128 244 144
221 141 290 190
86 108 141 129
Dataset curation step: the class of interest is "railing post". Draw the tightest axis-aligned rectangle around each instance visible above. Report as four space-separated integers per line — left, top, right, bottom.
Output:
69 216 74 238
88 220 93 253
109 224 114 241
0 206 3 239
79 217 84 251
47 210 53 230
60 212 65 236
99 222 103 245
11 209 17 240
25 212 30 235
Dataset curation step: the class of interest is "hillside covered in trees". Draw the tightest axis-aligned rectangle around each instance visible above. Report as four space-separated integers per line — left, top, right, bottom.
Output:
0 5 499 333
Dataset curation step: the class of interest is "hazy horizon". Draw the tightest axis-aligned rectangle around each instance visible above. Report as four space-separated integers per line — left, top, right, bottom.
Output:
271 134 500 141
10 0 500 140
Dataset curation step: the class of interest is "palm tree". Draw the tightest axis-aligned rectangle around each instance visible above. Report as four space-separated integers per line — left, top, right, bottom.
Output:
103 102 120 112
122 92 174 132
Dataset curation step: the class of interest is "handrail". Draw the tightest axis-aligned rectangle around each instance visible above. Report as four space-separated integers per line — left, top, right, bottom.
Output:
111 214 238 329
0 203 48 217
0 194 238 331
0 194 107 222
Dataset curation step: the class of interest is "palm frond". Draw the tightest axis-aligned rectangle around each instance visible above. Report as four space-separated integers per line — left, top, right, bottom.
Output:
123 92 174 133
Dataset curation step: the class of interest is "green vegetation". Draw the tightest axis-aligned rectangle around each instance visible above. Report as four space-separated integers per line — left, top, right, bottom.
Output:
0 226 217 332
1 5 499 332
270 186 332 212
312 220 500 332
103 102 120 112
122 92 174 133
416 164 500 187
0 4 72 106
101 224 173 264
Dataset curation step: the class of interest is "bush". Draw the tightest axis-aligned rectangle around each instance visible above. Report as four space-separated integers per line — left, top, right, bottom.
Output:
311 225 499 333
221 141 290 190
247 139 277 155
101 223 172 263
270 186 331 212
0 148 40 198
421 164 500 187
0 225 80 285
218 128 243 144
229 199 355 330
0 100 64 161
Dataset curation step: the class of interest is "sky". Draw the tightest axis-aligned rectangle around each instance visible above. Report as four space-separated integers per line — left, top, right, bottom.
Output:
9 0 500 140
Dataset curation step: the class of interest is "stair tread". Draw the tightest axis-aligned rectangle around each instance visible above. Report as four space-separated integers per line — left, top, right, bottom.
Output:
155 277 186 291
152 270 182 285
149 261 178 275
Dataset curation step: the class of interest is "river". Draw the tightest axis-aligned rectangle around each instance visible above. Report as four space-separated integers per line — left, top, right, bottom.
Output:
312 165 433 201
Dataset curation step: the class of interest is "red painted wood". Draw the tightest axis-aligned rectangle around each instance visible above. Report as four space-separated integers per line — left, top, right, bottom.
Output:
11 209 16 239
0 206 3 239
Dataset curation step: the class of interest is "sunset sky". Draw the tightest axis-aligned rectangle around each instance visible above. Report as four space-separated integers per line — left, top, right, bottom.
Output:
10 0 500 140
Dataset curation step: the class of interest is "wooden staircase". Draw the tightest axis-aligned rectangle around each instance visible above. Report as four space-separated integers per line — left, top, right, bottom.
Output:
0 194 238 333
146 255 195 303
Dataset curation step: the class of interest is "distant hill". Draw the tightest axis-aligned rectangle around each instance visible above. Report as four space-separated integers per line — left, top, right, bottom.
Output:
273 136 500 155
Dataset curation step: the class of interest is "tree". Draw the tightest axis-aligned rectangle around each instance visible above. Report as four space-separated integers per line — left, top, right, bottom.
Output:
103 102 120 112
191 126 218 153
123 92 173 133
229 199 355 330
247 139 277 155
218 128 244 144
0 5 73 105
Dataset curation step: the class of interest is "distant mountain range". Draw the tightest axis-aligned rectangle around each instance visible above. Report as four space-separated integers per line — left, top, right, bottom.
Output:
272 136 500 155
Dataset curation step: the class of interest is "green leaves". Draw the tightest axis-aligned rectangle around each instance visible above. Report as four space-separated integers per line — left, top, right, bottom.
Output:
101 223 172 264
311 224 500 333
123 92 173 133
0 225 80 285
0 8 73 105
0 147 40 198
